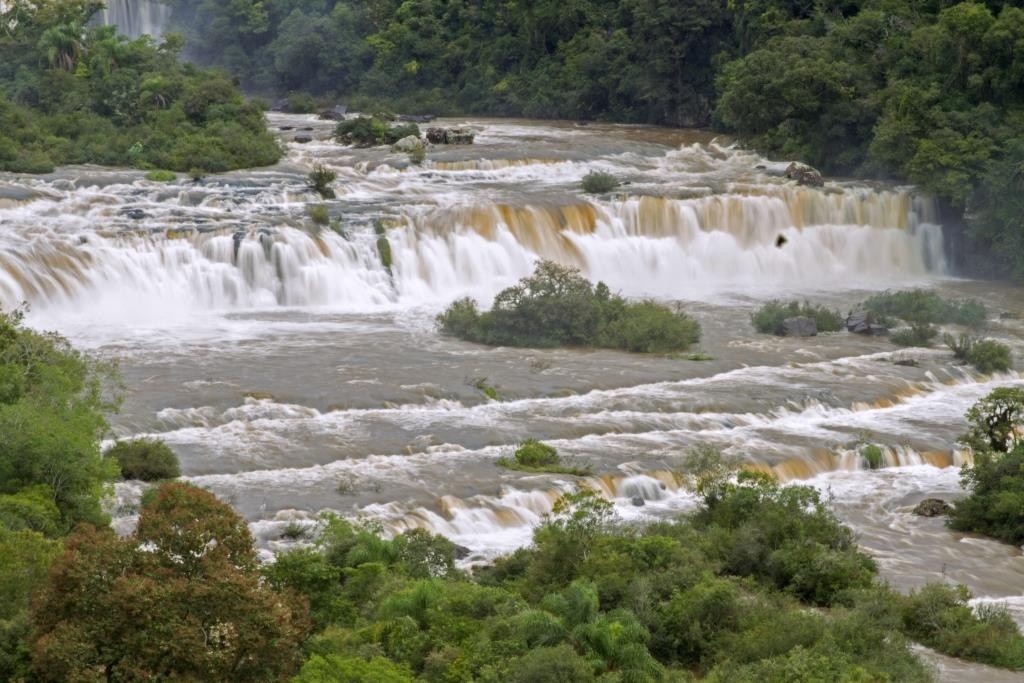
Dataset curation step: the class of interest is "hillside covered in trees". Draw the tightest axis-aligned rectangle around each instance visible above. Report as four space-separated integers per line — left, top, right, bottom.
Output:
161 0 1024 280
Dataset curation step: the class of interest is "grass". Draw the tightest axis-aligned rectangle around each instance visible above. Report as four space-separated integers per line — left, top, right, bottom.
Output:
144 170 176 182
470 377 499 401
307 204 330 226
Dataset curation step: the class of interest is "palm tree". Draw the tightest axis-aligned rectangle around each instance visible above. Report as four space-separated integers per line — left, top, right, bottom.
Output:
38 22 86 71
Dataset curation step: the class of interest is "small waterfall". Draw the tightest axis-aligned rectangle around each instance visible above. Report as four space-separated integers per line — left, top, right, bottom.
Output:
95 0 169 38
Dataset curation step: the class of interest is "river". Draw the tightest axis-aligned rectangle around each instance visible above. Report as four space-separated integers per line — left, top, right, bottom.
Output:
1 115 1022 680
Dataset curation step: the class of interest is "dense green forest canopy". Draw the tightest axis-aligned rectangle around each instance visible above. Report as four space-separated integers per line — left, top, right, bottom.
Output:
0 0 280 173
157 0 1024 280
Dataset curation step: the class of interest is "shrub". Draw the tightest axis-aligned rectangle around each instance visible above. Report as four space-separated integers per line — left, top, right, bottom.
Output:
377 236 393 270
514 440 559 467
437 261 700 353
308 165 336 199
307 204 329 226
598 301 701 353
751 300 843 335
144 170 176 182
862 290 987 327
106 438 181 481
580 171 620 194
384 123 421 144
861 444 883 470
286 92 317 114
967 339 1012 374
336 117 415 146
891 323 937 347
900 583 1024 669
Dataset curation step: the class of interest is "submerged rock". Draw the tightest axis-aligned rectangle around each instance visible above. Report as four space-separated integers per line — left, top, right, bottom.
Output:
392 135 426 153
913 498 952 517
294 134 313 144
781 316 817 337
122 208 148 220
785 161 824 187
631 496 645 507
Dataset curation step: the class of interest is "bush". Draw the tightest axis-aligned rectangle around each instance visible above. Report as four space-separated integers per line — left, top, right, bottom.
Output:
861 444 883 470
384 123 421 144
144 170 176 182
900 583 1024 669
437 261 700 353
308 165 336 199
862 290 987 328
335 117 416 146
286 92 317 114
891 323 937 347
751 300 843 335
307 204 329 226
106 438 181 481
580 171 620 194
967 339 1012 374
377 236 393 270
514 440 559 467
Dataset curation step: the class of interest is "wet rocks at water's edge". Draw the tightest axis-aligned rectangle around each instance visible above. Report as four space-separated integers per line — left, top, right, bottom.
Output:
847 312 889 336
913 498 952 517
426 127 475 145
785 161 824 187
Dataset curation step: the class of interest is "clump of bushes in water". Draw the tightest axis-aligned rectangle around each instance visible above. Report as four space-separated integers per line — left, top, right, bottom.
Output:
891 322 938 347
106 438 181 481
948 388 1024 546
437 261 700 352
944 333 1013 374
308 165 336 199
307 204 330 226
861 443 884 469
862 290 987 328
144 170 176 182
751 300 844 335
335 117 420 146
580 171 620 194
497 439 590 476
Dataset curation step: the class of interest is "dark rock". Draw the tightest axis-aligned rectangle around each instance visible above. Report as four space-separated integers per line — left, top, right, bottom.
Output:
785 161 824 187
301 127 314 131
1000 312 1020 320
781 316 818 337
913 498 951 517
232 231 245 260
847 312 870 334
755 164 767 170
294 135 313 144
398 114 435 123
894 358 919 367
426 127 475 145
631 496 645 507
318 105 347 120
123 208 147 220
279 126 294 131
775 235 788 248
868 324 889 336
454 544 471 559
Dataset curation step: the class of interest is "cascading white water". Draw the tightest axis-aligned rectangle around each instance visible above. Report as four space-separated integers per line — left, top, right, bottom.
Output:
95 0 169 38
0 186 946 314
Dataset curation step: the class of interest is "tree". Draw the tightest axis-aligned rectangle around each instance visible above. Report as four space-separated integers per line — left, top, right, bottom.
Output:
29 483 309 681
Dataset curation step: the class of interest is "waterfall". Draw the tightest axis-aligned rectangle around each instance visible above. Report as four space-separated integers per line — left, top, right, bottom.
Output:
0 187 946 314
95 0 169 38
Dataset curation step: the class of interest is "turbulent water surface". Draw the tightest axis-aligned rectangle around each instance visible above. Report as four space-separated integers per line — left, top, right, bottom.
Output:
2 115 1023 679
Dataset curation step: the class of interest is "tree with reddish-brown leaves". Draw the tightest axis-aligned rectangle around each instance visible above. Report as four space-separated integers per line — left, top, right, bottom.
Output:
29 483 309 682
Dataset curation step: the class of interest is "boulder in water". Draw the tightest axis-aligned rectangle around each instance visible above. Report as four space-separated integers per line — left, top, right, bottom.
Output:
392 135 426 154
912 498 951 517
785 162 824 187
781 316 818 337
426 127 475 145
294 134 313 144
318 105 348 121
631 496 645 507
123 208 148 220
847 311 887 335
453 544 471 559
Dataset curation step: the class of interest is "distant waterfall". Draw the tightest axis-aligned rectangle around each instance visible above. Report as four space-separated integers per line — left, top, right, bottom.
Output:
95 0 169 38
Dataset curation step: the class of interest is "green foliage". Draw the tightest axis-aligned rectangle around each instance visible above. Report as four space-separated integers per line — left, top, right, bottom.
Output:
335 117 418 147
863 290 987 327
900 583 1024 669
0 9 280 174
293 654 414 682
860 444 883 470
580 171 620 194
0 307 119 530
437 261 701 352
945 333 1013 373
29 483 310 681
891 323 939 348
287 92 317 114
144 169 176 182
377 235 393 271
308 164 337 199
0 486 62 537
498 439 591 476
308 204 330 226
751 300 843 335
106 437 180 481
